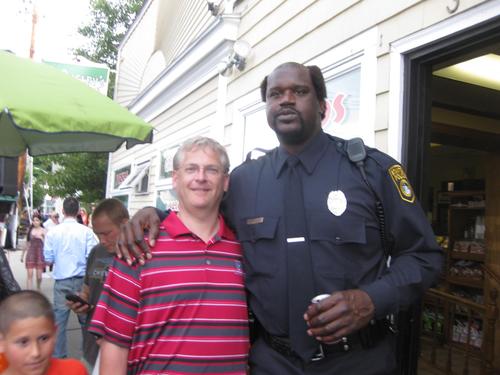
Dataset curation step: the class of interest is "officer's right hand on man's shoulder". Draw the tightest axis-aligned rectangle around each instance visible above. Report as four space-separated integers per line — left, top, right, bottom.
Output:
117 207 160 265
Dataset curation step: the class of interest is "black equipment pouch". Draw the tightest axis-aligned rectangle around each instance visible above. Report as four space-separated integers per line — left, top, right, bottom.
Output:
358 318 393 349
0 247 21 301
248 309 259 344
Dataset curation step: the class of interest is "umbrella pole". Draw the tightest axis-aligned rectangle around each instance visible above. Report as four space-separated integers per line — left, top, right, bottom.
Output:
17 152 28 224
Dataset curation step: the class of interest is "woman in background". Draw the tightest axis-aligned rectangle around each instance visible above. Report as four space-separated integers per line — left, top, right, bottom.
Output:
21 214 47 290
78 207 89 226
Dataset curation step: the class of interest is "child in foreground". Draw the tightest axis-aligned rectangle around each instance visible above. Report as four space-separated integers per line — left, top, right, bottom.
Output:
0 290 88 375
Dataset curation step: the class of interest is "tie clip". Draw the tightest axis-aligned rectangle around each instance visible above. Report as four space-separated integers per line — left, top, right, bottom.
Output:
246 217 264 225
287 237 305 243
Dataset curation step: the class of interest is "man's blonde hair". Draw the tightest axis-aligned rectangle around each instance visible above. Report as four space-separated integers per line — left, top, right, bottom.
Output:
173 136 230 173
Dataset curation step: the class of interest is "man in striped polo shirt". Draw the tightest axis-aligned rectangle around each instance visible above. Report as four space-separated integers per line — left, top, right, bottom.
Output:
89 137 249 374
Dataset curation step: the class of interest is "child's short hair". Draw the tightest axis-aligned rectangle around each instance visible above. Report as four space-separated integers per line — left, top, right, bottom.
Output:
0 291 54 334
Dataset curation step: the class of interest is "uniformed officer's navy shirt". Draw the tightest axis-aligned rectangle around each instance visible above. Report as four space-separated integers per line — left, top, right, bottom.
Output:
224 130 443 336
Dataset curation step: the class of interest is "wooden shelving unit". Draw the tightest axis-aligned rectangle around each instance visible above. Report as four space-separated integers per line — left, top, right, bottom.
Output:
446 193 486 298
446 196 486 349
424 190 487 351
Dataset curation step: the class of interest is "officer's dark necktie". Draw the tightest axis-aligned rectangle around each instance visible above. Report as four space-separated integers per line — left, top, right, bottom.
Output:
284 155 318 361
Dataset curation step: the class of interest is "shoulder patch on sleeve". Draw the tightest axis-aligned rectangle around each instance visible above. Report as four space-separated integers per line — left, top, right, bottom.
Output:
388 164 415 203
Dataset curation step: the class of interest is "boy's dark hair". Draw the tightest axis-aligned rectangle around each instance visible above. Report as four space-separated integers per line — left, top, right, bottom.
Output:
0 291 54 334
63 197 79 217
92 198 129 227
259 62 327 118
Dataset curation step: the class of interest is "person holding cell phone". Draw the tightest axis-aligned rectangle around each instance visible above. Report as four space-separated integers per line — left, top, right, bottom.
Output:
67 198 129 374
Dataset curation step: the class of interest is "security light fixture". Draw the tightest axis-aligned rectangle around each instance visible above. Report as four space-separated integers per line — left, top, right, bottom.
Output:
217 40 252 77
207 1 220 16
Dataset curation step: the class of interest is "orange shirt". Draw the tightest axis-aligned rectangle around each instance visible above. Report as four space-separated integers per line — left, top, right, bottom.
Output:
46 358 88 375
0 357 87 374
0 353 7 372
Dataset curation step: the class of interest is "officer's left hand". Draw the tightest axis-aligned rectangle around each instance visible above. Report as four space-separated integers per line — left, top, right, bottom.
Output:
304 289 374 344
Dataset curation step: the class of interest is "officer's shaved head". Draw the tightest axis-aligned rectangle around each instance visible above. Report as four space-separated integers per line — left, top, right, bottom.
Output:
260 62 327 109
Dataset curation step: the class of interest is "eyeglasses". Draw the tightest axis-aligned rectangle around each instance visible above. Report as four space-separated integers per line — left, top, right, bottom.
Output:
179 164 224 176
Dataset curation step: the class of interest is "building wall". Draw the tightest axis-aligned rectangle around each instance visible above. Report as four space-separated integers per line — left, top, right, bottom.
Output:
108 0 491 213
225 0 486 153
114 0 159 107
116 0 219 107
156 1 215 67
107 75 219 212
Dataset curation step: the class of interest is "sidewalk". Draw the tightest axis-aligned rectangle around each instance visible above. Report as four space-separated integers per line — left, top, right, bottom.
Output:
4 238 83 359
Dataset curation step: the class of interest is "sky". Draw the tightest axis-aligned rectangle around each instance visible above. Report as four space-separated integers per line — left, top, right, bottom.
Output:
0 0 91 62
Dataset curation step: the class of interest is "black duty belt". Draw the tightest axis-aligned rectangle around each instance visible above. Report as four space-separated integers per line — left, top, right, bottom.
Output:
260 319 390 362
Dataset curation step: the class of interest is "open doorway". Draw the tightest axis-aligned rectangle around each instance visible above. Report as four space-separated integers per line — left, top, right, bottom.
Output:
402 14 500 375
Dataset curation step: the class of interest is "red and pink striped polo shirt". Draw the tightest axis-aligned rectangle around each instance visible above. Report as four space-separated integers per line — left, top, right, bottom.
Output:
89 212 249 375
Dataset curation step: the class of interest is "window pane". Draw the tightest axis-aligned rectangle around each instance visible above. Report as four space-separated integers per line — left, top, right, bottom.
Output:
323 67 361 140
114 166 131 189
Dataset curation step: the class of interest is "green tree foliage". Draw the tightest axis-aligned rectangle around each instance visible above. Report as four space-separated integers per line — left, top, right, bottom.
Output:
31 0 144 209
74 0 144 97
33 153 108 207
31 156 53 209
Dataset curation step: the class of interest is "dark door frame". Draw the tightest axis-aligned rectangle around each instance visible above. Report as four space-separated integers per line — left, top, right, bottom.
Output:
397 15 500 375
402 15 500 203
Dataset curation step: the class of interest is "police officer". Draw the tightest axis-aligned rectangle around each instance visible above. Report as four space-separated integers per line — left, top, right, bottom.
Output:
118 62 443 374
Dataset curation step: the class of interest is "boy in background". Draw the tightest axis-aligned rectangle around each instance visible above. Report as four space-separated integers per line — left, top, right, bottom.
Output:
67 199 129 373
0 290 87 374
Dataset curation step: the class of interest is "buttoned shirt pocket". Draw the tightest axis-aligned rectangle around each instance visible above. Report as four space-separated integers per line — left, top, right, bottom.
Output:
308 212 367 284
236 216 280 277
308 212 366 244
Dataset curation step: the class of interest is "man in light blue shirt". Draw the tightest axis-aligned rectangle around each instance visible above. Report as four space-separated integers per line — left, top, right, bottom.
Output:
44 196 98 358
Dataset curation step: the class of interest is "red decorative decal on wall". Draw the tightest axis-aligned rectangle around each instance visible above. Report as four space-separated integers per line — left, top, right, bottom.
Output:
322 93 347 127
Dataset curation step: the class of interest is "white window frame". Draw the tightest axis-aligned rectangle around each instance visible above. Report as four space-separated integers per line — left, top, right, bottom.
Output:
111 194 129 209
134 163 150 194
111 164 132 191
118 160 151 194
156 146 179 186
308 27 378 148
108 163 132 204
155 187 179 211
231 91 269 168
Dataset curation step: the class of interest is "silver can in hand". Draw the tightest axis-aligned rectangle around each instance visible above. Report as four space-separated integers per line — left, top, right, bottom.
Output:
311 294 330 304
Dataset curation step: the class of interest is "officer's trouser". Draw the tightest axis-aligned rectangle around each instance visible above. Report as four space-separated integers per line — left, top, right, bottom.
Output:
249 334 397 375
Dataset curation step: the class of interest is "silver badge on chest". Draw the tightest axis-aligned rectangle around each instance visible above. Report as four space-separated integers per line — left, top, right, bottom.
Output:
327 190 347 216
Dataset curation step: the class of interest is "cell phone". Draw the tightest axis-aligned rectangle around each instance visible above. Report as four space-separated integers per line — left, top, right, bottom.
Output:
65 294 90 306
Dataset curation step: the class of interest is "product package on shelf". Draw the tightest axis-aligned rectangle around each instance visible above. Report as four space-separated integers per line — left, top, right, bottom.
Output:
453 240 471 253
468 241 485 255
422 308 444 336
449 260 483 281
436 235 449 249
452 318 482 348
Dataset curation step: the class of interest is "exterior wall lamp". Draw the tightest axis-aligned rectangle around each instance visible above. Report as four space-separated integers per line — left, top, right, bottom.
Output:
217 40 252 77
207 1 221 16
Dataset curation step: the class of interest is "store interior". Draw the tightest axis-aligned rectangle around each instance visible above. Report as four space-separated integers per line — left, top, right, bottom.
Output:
419 39 499 371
